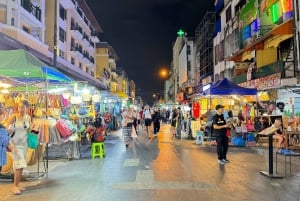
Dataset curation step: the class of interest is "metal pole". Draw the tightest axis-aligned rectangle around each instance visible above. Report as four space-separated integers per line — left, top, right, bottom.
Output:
293 0 300 72
53 0 57 68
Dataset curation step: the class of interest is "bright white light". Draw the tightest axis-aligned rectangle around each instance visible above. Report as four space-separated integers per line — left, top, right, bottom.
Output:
70 96 83 104
49 87 67 93
1 89 9 94
203 84 211 91
183 105 191 111
62 93 70 99
82 88 90 94
0 83 11 88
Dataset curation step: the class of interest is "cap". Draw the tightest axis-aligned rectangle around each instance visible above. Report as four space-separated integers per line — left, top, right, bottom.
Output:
215 104 225 110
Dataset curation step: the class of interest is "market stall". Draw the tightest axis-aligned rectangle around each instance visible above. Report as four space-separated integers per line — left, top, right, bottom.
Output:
195 78 258 146
0 49 74 177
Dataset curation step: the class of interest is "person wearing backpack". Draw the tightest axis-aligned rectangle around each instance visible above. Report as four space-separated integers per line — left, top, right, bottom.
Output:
213 105 231 165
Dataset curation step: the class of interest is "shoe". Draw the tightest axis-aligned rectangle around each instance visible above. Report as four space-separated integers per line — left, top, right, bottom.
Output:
218 160 226 165
222 159 229 163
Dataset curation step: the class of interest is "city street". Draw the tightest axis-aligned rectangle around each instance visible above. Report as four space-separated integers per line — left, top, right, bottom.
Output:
1 124 300 201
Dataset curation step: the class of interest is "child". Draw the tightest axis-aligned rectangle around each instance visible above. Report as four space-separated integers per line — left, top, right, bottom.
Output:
195 127 205 145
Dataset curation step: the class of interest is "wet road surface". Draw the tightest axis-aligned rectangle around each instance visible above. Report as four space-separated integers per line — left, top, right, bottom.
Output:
1 124 300 201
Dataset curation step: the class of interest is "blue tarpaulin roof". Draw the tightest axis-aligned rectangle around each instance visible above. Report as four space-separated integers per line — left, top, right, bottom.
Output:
203 78 257 95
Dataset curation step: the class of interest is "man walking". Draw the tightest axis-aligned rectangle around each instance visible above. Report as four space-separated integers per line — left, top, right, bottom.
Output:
213 105 230 165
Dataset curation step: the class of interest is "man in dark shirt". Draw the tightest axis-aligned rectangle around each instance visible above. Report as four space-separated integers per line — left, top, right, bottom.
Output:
213 105 231 165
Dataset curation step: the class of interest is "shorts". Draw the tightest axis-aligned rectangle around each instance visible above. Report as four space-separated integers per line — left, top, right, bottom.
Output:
10 145 27 169
171 120 177 127
145 118 152 126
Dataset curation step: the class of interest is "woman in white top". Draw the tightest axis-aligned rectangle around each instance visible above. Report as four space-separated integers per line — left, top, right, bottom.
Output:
7 100 31 195
143 105 152 138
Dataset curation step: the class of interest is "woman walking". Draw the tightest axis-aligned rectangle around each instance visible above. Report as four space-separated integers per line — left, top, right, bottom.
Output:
152 107 161 138
170 107 178 139
121 107 134 147
143 105 152 139
6 100 31 195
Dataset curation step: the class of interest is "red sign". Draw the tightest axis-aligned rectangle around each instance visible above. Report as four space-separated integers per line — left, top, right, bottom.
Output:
239 73 281 90
193 102 200 118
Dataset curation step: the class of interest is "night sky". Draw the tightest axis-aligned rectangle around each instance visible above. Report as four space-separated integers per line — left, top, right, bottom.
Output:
86 0 214 103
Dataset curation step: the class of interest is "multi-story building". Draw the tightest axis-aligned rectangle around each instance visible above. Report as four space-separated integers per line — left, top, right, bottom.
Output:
0 0 48 57
95 42 119 92
194 12 216 92
213 0 300 114
128 80 136 105
0 0 106 90
116 67 129 100
46 0 104 88
213 0 242 81
220 0 295 86
166 30 196 104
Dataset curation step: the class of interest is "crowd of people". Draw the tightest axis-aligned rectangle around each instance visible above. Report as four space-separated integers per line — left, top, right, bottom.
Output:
120 105 190 147
0 101 288 196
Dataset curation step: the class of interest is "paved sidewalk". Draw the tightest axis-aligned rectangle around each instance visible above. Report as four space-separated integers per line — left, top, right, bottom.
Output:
1 124 300 201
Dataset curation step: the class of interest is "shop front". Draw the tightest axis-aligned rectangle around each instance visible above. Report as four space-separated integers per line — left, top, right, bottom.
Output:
191 78 258 146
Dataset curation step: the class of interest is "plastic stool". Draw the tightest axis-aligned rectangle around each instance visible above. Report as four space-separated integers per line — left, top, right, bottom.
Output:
91 142 105 159
195 131 204 145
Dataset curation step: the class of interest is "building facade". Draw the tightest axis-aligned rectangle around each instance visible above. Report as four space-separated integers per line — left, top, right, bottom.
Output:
0 0 113 90
194 11 216 93
95 42 119 91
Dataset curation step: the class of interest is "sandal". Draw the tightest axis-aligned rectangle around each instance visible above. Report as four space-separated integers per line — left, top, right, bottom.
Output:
12 188 21 195
19 187 26 191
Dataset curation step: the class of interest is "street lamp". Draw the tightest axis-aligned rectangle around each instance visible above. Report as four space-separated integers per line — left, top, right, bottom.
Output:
158 68 168 79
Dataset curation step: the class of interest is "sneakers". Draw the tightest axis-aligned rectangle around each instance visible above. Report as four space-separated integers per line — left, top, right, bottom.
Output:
218 160 226 165
218 159 229 165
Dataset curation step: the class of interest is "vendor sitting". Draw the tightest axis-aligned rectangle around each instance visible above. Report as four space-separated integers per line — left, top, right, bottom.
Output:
86 116 105 143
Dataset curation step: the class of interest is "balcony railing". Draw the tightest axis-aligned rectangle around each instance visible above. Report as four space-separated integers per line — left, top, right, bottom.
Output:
89 40 94 47
70 43 83 55
231 60 284 84
90 31 99 43
89 56 94 64
83 33 89 41
70 22 82 34
82 51 90 63
21 0 41 21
